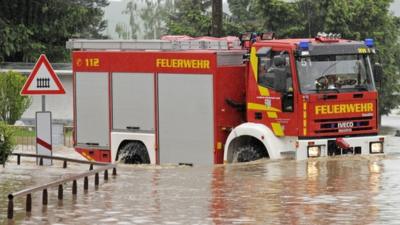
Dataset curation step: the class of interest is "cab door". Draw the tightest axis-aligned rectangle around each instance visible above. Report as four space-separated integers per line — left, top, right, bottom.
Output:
249 47 298 136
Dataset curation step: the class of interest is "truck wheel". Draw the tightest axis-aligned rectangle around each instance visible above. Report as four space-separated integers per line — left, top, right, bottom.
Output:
119 142 150 164
232 145 264 163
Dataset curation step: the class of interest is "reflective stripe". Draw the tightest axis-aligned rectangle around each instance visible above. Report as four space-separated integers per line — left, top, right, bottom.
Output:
247 103 280 112
271 123 284 136
267 112 278 118
82 151 95 161
250 47 258 82
258 85 270 96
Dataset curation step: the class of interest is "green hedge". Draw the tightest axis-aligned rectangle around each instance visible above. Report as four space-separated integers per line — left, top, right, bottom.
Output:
0 122 15 164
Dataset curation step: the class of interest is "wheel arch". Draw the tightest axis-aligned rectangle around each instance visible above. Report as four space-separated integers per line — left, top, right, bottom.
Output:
226 135 269 163
116 140 150 164
224 122 283 162
111 132 156 164
116 140 148 161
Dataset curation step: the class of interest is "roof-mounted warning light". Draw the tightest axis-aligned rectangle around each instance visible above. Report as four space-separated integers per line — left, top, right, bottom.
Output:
365 38 374 48
297 40 311 56
299 40 310 50
316 32 341 42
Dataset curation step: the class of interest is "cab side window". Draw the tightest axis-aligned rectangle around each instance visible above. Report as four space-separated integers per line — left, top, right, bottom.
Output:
258 51 292 93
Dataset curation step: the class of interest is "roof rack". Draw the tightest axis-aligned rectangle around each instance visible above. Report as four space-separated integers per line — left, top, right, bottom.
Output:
66 39 241 51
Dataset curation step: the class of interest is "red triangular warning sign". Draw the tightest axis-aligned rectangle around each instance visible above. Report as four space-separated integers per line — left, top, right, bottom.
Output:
20 54 66 95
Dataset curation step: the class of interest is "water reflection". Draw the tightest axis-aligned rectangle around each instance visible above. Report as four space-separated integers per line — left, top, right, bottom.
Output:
210 158 385 225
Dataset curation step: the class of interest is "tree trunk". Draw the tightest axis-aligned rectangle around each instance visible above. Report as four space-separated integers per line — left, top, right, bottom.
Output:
212 0 223 37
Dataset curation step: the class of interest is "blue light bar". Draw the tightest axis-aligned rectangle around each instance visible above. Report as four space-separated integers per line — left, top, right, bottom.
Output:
365 38 374 48
299 41 309 50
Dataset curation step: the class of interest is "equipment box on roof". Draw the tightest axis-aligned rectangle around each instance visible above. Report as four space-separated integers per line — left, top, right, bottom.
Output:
72 48 245 165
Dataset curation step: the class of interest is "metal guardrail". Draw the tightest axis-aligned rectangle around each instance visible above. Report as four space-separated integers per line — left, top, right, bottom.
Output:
6 154 117 219
11 153 109 168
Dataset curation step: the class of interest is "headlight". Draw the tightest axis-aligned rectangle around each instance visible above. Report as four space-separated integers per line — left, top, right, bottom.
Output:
370 142 383 154
308 146 321 157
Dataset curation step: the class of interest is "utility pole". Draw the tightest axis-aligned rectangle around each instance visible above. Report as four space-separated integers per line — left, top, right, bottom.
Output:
212 0 223 37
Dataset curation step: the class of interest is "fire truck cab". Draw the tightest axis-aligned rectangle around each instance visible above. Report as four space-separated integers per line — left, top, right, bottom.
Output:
224 33 384 163
67 34 384 165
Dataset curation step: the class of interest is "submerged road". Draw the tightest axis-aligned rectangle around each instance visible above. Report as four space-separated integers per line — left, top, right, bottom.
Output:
1 114 400 225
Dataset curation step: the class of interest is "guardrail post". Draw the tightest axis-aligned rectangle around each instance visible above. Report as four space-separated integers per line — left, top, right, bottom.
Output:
104 170 108 181
39 157 43 166
89 164 93 170
72 180 77 195
26 194 32 212
95 173 99 186
8 195 14 219
63 160 67 168
84 177 88 190
42 189 48 205
58 184 63 200
17 154 20 165
112 167 117 176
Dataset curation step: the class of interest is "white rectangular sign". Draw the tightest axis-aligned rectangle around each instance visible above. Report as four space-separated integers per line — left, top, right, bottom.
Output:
36 112 52 165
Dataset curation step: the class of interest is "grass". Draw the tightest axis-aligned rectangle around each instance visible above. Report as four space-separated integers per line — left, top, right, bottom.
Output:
14 127 36 137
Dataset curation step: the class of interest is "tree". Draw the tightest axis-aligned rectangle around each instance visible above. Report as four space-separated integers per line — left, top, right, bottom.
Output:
0 71 32 125
0 0 109 62
165 0 212 36
140 0 166 39
165 0 239 36
0 122 15 164
212 0 223 37
227 0 261 32
115 22 131 40
123 1 140 39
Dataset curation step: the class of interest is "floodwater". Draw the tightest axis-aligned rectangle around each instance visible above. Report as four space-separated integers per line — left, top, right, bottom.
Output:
1 114 400 225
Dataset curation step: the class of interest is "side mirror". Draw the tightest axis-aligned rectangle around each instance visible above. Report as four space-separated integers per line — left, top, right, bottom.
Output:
373 63 383 83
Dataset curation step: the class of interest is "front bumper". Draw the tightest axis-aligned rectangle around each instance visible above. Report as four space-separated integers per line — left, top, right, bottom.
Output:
296 135 385 160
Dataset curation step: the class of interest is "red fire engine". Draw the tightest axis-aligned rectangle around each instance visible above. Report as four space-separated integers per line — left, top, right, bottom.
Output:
66 32 384 165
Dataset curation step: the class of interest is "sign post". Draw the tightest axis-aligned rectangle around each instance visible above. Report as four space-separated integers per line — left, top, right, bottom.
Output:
36 112 52 165
21 54 66 165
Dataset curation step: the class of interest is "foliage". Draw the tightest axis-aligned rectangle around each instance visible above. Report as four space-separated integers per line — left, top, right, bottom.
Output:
0 0 109 62
0 122 15 164
0 71 32 125
115 22 131 40
227 0 261 32
140 0 167 39
121 1 140 39
164 0 241 36
164 0 212 36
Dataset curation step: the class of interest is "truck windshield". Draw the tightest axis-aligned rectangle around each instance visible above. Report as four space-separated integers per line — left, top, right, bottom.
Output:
296 54 375 93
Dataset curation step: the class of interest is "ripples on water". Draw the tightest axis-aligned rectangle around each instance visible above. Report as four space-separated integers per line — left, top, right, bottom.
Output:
1 154 400 225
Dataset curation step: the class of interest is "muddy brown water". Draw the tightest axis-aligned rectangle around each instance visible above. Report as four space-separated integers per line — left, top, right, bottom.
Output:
1 115 400 225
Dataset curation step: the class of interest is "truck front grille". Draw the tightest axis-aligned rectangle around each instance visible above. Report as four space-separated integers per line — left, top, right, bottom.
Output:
314 116 373 134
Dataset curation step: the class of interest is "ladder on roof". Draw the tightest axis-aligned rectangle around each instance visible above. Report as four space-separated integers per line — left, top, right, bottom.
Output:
66 39 241 51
